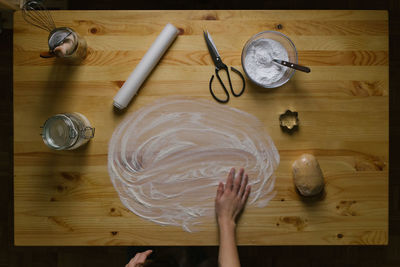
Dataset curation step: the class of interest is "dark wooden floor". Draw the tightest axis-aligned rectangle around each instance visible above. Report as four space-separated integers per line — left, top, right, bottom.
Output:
1 0 400 266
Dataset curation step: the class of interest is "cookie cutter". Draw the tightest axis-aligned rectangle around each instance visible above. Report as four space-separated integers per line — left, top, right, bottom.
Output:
279 110 299 133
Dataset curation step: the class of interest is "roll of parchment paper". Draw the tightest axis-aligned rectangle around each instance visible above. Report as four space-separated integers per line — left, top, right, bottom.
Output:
113 23 179 109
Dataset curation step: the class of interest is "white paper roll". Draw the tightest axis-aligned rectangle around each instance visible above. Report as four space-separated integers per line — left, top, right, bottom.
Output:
113 23 179 109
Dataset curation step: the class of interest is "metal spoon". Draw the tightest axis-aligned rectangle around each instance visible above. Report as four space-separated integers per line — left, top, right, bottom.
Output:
273 59 311 73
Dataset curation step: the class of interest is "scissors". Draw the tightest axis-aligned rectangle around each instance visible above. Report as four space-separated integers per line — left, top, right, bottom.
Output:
204 31 245 103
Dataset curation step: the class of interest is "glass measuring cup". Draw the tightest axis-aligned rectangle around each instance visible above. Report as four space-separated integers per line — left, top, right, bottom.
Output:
41 113 95 150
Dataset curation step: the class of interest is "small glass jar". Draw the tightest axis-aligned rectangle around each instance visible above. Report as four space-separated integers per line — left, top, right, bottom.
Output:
41 113 95 150
48 27 87 61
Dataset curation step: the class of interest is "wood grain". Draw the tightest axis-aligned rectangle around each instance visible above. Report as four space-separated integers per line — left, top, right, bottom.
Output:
13 10 388 246
0 0 19 10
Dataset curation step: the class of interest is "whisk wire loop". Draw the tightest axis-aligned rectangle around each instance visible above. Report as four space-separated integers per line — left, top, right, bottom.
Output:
22 0 56 32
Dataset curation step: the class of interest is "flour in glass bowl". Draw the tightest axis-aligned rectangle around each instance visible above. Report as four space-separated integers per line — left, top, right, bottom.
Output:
244 38 289 86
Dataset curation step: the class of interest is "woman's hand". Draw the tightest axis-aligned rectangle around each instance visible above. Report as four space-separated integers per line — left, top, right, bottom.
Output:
215 168 250 267
215 168 251 229
126 250 152 267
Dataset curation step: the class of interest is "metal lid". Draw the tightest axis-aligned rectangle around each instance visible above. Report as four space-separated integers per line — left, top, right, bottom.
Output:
41 114 78 150
48 27 75 52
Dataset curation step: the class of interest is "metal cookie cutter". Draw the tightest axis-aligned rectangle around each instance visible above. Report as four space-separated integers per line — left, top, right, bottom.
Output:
279 110 299 133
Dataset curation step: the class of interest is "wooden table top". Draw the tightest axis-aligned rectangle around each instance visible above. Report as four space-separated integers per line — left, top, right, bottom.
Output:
13 10 388 246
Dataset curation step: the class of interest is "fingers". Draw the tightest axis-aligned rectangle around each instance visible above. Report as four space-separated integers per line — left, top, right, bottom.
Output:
131 253 140 262
129 250 153 266
233 168 244 194
238 174 248 197
137 250 152 263
143 250 153 256
226 168 235 191
242 185 251 203
216 182 224 200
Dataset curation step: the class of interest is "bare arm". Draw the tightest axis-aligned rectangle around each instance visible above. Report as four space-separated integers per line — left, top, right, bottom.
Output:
215 168 251 267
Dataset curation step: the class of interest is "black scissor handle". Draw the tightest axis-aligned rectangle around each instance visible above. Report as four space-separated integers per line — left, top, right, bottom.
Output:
229 66 245 97
209 74 229 103
209 66 246 103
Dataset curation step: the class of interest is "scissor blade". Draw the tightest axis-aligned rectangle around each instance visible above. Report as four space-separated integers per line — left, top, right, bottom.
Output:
204 30 221 66
206 31 220 58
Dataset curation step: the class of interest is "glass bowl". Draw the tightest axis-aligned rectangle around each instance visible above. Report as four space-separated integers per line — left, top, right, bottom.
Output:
241 31 298 88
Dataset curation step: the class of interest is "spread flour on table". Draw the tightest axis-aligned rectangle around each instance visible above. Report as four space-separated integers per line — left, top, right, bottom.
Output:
108 97 280 232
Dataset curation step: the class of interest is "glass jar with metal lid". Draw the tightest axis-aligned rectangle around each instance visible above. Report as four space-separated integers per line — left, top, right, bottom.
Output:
41 113 95 150
46 27 87 61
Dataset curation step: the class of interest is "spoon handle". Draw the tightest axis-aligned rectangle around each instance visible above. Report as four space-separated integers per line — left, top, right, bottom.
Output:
273 59 311 73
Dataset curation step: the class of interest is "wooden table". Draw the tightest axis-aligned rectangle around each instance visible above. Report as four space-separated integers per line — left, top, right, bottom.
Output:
13 10 388 245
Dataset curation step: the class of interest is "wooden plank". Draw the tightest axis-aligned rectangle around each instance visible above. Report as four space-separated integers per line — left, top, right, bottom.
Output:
13 66 389 82
12 10 389 26
14 35 389 51
13 10 388 245
14 50 389 66
13 19 389 36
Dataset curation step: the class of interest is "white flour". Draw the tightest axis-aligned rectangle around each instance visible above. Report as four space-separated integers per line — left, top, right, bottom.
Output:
108 97 280 232
244 38 289 85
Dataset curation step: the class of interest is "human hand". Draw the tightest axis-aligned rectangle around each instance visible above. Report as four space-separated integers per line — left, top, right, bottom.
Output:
215 168 251 229
126 250 152 267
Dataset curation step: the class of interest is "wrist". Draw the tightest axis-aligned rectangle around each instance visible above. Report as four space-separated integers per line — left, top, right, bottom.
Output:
218 217 236 231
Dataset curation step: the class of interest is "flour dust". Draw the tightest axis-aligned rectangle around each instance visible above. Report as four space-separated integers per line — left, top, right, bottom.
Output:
108 97 280 232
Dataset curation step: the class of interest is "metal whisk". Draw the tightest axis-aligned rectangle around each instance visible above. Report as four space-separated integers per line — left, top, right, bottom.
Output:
22 0 56 32
22 0 76 57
